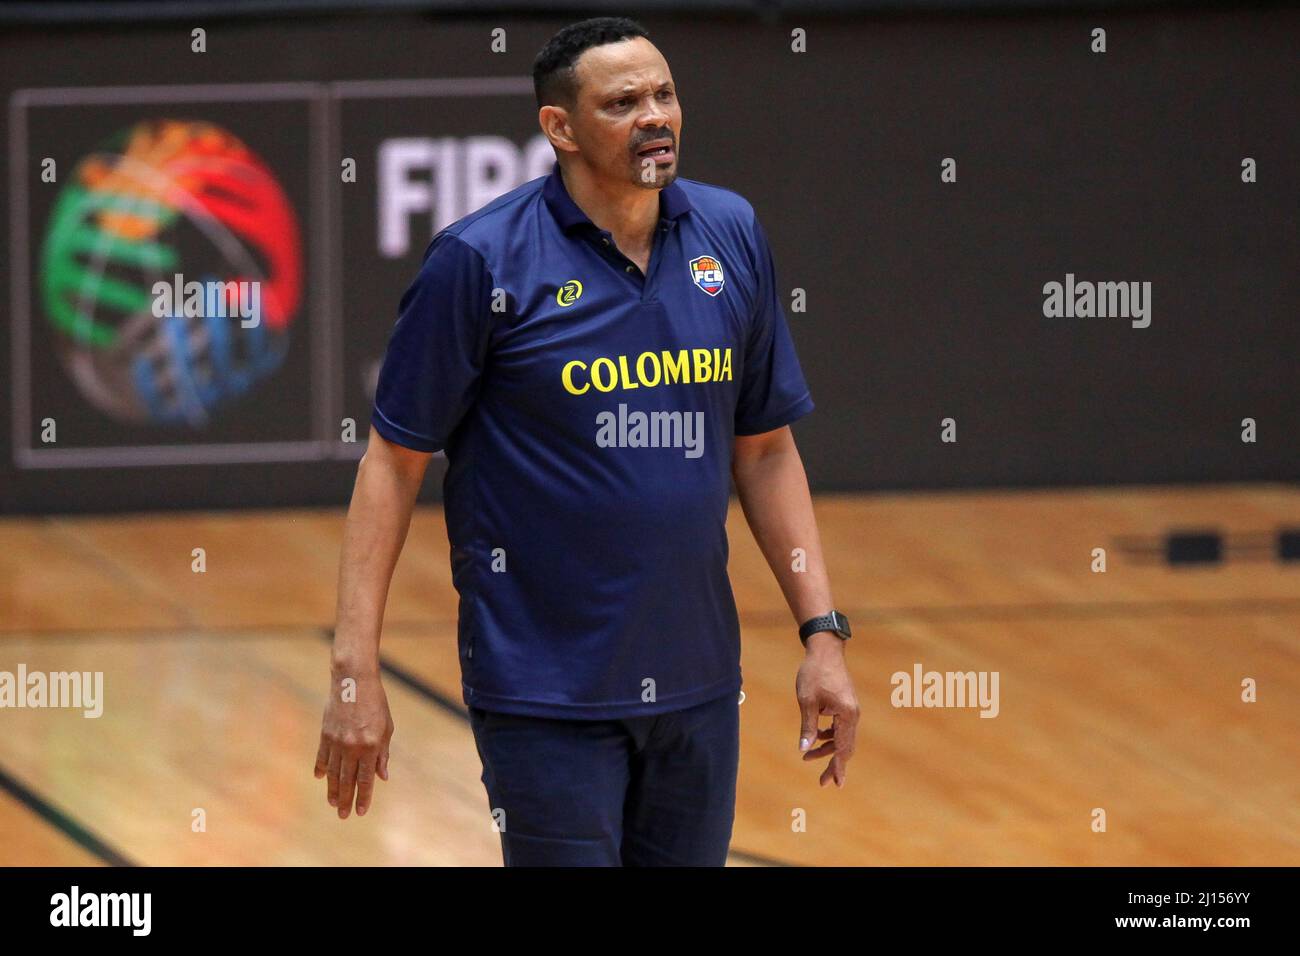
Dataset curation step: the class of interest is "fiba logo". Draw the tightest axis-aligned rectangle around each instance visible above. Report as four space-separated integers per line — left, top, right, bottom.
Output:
39 119 303 426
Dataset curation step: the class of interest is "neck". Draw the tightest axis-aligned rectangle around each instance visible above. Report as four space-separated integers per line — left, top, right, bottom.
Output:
560 159 662 245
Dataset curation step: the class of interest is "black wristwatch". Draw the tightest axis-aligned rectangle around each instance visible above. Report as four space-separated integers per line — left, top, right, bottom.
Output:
798 610 852 647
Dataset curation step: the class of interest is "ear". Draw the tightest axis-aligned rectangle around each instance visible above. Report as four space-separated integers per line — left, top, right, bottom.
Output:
539 105 576 152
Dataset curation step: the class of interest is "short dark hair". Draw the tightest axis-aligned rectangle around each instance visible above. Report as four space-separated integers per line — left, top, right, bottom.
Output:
532 17 650 110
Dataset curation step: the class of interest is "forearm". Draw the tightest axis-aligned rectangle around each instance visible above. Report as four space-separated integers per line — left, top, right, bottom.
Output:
331 444 425 676
732 437 835 630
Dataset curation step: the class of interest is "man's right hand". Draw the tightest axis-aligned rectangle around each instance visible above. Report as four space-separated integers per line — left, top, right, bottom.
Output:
314 665 395 819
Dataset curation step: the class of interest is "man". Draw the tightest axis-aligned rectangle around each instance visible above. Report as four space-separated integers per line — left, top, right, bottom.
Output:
316 16 858 866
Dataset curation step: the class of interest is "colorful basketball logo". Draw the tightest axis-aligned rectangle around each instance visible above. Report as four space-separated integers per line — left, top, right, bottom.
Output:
39 119 303 426
556 279 583 307
689 254 724 296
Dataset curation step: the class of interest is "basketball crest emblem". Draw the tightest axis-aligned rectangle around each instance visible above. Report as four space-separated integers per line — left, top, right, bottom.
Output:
689 255 725 297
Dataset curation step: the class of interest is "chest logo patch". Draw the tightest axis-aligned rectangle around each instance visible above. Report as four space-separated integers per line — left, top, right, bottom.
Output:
556 279 583 307
689 255 725 297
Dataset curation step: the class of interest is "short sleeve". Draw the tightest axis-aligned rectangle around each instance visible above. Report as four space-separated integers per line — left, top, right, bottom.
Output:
370 232 497 453
733 211 815 435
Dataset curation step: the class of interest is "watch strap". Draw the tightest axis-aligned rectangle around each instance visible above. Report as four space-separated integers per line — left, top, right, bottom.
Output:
798 610 851 646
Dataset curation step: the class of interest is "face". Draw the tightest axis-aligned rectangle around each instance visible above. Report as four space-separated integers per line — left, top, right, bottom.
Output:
561 36 681 189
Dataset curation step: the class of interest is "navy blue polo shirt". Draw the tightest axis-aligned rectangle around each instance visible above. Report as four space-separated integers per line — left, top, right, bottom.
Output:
371 160 814 719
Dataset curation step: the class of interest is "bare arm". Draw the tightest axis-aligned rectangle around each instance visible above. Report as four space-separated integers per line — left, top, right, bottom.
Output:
732 425 859 787
330 430 433 676
731 426 834 625
314 430 433 818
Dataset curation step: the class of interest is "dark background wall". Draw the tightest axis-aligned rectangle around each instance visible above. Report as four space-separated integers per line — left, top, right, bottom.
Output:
2 4 1296 514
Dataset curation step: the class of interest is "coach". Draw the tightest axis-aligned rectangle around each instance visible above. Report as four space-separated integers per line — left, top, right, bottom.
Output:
317 16 859 866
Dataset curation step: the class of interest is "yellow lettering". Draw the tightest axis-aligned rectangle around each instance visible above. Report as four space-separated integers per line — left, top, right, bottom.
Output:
617 354 638 389
591 357 617 392
561 360 589 395
662 350 688 384
565 347 734 392
692 348 712 383
636 351 662 387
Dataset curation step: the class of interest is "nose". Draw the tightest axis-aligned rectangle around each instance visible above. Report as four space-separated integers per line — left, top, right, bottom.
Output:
638 99 671 130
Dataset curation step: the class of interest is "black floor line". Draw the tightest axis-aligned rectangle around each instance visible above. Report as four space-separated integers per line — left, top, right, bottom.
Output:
373 649 470 720
318 629 801 867
0 763 137 867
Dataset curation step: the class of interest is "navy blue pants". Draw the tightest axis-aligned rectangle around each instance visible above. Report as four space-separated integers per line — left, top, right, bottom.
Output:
467 690 740 866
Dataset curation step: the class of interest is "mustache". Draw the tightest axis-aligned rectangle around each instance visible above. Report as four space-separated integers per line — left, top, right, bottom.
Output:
631 133 675 150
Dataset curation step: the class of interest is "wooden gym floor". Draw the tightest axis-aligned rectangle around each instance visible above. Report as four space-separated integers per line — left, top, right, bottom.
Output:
1 482 1298 866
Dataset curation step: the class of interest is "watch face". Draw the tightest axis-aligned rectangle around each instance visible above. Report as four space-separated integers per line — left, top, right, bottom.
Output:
832 612 851 637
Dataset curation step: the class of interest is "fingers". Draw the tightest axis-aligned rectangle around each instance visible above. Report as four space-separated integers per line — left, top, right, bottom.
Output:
313 734 331 779
801 739 836 760
830 754 849 788
800 724 839 759
337 751 358 819
379 718 394 782
803 705 860 788
319 720 394 818
797 696 820 752
326 746 342 808
801 723 844 761
323 739 388 817
835 704 859 766
354 754 378 817
822 708 860 788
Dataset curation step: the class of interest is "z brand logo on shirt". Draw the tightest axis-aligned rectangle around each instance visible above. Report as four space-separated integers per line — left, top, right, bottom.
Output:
689 255 725 296
556 279 583 307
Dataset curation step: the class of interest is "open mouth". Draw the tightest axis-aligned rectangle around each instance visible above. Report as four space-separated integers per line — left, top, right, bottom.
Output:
635 141 675 163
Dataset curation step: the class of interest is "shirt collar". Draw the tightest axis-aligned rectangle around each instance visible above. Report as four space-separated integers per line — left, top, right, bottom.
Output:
542 160 692 234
